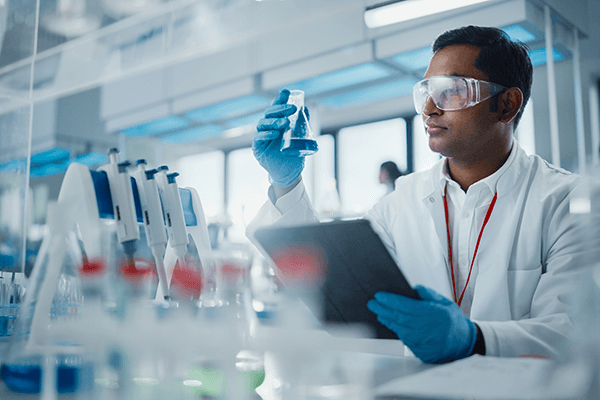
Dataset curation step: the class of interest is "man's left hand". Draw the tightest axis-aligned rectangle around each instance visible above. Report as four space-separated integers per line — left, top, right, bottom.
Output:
367 285 477 364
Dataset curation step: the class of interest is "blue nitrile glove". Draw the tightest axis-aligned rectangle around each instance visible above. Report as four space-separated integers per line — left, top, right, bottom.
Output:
367 285 477 364
253 89 306 188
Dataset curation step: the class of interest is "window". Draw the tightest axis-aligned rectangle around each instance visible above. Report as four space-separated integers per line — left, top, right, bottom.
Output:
304 134 338 219
338 118 407 216
227 148 270 243
176 151 225 220
515 99 535 155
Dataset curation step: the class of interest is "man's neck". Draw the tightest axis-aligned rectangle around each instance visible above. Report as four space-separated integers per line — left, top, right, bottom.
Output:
447 142 513 192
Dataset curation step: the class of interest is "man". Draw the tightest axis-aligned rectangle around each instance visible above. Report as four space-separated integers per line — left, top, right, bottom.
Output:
248 25 597 363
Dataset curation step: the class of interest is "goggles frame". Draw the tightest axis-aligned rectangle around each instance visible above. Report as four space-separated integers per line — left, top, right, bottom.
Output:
413 76 508 114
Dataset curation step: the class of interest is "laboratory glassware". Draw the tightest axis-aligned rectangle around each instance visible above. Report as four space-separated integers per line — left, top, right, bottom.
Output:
0 201 93 394
280 90 319 157
189 246 264 398
0 273 23 339
249 251 284 322
198 247 253 330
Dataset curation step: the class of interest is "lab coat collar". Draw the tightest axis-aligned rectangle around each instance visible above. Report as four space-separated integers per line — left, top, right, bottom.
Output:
420 140 526 265
433 139 522 199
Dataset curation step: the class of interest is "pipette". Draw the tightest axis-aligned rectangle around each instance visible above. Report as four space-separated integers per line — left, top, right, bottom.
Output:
133 160 170 300
97 149 139 266
155 166 189 275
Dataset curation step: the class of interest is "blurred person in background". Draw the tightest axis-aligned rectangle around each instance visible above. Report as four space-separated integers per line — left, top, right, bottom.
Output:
379 161 404 195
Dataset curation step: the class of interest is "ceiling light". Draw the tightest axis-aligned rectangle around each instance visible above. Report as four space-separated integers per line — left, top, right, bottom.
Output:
364 0 493 29
73 152 109 167
285 63 391 96
319 78 417 109
528 48 564 67
0 159 26 173
185 95 271 124
30 147 70 165
121 116 189 137
30 160 71 178
224 112 264 129
502 24 537 42
160 125 222 144
392 47 432 71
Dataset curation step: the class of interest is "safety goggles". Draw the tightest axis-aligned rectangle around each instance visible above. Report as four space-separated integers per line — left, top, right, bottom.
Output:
413 76 508 114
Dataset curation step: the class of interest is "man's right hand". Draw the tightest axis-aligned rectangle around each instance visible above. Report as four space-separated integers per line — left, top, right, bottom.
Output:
253 89 305 189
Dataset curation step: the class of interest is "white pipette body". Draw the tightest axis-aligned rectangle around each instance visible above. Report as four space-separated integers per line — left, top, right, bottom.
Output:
133 160 170 299
97 149 139 256
156 167 189 260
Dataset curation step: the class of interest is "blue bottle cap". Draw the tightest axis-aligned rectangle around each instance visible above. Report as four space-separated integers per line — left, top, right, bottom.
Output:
145 169 158 179
167 172 180 184
108 148 119 155
136 159 147 166
118 161 131 173
157 165 169 172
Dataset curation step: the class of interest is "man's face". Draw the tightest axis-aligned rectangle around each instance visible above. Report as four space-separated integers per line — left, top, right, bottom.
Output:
422 44 501 162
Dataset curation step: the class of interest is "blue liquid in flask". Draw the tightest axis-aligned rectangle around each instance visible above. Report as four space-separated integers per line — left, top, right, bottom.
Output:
281 139 319 157
281 109 318 157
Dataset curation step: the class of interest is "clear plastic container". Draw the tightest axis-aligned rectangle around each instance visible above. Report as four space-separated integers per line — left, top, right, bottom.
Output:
0 274 24 339
0 201 91 394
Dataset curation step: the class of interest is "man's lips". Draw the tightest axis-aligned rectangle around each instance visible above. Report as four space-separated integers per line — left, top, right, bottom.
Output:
426 123 447 134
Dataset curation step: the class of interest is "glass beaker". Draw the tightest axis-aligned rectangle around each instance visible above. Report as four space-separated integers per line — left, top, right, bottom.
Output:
280 90 319 157
0 201 93 394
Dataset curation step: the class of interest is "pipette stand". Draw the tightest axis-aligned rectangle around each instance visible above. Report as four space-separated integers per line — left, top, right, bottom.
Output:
58 161 213 297
57 163 106 259
13 161 258 398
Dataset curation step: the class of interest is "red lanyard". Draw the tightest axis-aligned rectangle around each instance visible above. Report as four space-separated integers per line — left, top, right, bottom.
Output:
443 186 498 306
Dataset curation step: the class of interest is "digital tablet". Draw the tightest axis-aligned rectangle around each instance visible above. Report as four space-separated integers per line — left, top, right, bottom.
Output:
253 219 419 339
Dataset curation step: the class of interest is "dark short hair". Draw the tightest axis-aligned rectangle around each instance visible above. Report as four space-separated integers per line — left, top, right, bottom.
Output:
381 161 403 182
432 25 533 128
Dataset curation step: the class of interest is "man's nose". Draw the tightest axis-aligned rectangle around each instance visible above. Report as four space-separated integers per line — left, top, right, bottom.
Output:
422 96 442 116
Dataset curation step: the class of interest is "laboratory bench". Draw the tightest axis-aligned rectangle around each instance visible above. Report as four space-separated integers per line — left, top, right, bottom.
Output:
0 342 592 400
0 301 595 400
0 351 431 400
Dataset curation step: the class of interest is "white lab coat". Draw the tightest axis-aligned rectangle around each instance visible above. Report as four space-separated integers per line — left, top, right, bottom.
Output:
247 143 599 359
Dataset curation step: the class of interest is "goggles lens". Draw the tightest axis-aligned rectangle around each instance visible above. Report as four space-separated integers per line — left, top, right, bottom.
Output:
413 76 507 114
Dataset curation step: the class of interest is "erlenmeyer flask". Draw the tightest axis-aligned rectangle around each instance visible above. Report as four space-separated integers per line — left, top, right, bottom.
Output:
0 201 93 394
280 90 319 157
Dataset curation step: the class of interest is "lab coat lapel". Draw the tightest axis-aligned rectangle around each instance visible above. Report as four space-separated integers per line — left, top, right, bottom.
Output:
420 165 453 297
421 163 449 264
422 189 448 263
470 144 528 321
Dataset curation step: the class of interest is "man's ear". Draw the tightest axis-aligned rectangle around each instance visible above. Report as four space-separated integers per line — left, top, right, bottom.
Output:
499 87 523 124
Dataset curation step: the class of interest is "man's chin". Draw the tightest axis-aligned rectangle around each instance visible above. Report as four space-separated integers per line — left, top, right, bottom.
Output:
428 137 448 157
